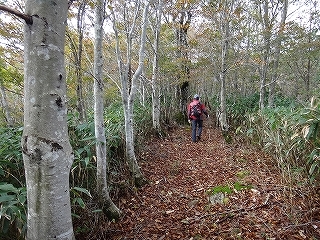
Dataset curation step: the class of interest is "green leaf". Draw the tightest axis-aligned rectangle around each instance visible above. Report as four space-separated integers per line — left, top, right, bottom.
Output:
210 185 232 194
71 187 92 198
84 157 90 167
234 181 252 191
0 195 16 203
309 162 318 175
71 213 80 219
0 183 18 193
18 194 26 204
2 201 19 209
74 148 85 156
80 136 96 142
76 197 85 208
92 209 103 213
9 205 21 217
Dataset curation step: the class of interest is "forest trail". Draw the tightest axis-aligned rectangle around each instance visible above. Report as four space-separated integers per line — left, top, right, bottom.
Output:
79 119 320 240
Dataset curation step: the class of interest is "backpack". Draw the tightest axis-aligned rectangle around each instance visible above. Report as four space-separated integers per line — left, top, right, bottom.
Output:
190 102 202 118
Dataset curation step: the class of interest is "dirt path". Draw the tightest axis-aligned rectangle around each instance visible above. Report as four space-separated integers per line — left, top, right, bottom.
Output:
78 121 320 239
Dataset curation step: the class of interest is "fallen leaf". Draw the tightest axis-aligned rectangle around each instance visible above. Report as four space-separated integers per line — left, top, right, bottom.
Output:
165 210 175 214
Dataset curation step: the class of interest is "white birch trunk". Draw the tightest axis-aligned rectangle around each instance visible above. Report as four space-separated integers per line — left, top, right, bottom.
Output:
0 80 13 127
151 0 163 134
94 0 121 220
75 2 87 122
219 0 231 133
259 0 271 110
111 1 149 186
22 1 74 239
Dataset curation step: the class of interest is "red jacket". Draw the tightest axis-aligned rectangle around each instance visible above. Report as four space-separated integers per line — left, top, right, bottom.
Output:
187 99 208 120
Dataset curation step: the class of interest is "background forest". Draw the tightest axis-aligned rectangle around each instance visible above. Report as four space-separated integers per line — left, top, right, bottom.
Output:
0 0 319 239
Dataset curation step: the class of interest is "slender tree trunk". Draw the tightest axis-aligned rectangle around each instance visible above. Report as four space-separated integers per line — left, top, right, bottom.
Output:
76 1 87 122
305 56 311 99
22 1 74 239
305 14 314 100
151 0 163 134
175 9 191 113
268 0 288 107
259 0 271 110
0 80 13 127
111 0 148 187
94 0 121 220
219 0 231 133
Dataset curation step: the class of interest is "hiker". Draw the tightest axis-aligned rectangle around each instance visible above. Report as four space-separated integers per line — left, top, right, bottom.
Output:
187 94 209 142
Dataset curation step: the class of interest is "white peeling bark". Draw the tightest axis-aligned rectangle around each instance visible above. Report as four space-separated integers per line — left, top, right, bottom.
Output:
94 0 121 220
22 1 74 239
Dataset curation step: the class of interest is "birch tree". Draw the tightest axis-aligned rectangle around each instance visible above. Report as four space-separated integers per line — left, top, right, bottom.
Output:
268 0 288 107
94 0 121 219
74 0 87 122
0 78 13 127
218 0 233 133
174 1 192 113
110 0 149 186
290 0 320 100
18 1 74 239
257 0 272 110
150 0 163 133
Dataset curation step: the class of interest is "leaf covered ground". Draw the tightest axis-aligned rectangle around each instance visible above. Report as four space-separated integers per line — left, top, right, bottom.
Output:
76 121 320 240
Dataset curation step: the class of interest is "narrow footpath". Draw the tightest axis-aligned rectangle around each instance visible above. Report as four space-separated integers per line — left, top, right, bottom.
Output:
82 120 320 239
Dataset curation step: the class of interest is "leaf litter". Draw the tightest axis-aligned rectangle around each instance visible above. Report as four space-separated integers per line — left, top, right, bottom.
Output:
76 123 320 240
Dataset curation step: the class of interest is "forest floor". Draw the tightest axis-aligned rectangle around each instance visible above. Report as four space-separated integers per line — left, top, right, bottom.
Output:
76 119 320 240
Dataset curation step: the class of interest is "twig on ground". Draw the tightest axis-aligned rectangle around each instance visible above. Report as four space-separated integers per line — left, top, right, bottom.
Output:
282 220 320 230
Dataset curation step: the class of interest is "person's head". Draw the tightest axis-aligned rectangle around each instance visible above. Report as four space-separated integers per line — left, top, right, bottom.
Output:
193 94 199 100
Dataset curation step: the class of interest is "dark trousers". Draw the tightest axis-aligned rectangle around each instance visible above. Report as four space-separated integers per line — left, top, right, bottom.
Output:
191 118 203 142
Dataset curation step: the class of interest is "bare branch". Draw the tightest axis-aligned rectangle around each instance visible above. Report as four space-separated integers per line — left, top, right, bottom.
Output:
0 4 32 24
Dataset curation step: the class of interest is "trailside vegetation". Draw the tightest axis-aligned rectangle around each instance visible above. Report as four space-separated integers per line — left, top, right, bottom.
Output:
0 0 319 238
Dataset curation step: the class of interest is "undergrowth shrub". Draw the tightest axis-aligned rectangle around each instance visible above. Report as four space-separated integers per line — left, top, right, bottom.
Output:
68 113 97 190
0 127 25 239
0 127 24 185
0 99 155 237
227 93 260 127
0 183 26 239
70 100 154 237
231 95 320 184
211 93 260 130
105 101 153 195
105 100 153 157
290 97 320 183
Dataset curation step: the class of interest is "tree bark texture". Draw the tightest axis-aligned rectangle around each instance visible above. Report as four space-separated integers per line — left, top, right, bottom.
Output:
111 0 149 187
258 0 271 110
22 1 74 239
151 0 163 133
94 0 121 220
175 8 191 113
0 80 13 127
76 1 86 122
219 0 232 132
268 0 288 107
